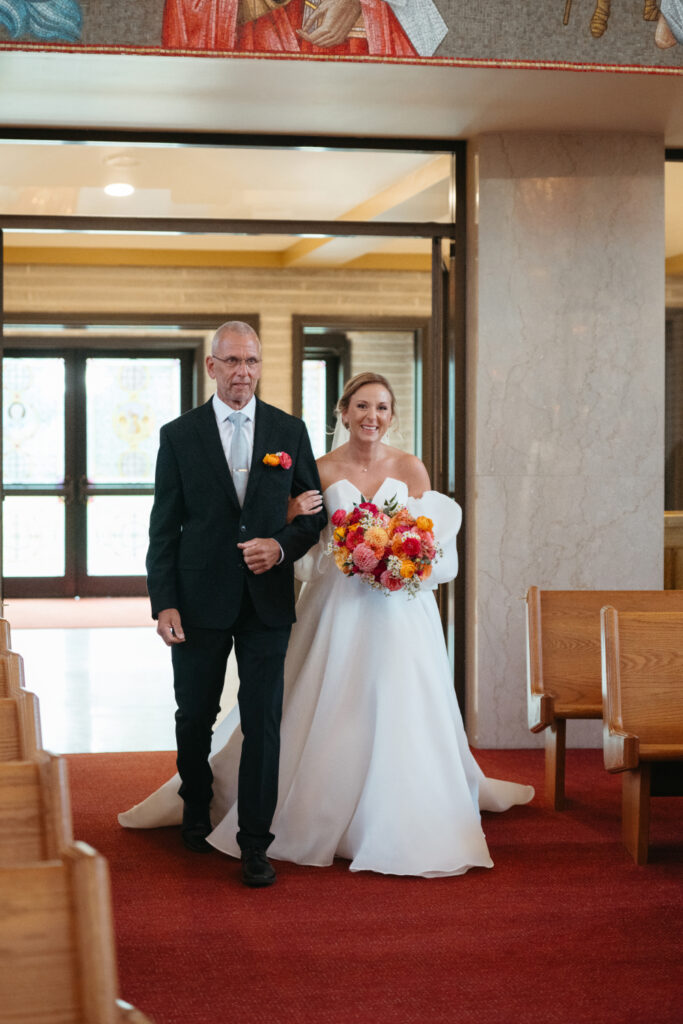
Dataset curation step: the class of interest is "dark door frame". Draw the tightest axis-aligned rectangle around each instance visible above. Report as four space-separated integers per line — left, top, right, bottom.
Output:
292 313 431 459
0 131 467 709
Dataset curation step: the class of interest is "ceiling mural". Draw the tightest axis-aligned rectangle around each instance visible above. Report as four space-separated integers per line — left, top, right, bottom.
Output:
1 0 683 69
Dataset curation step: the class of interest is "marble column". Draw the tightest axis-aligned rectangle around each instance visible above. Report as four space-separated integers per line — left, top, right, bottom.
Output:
466 133 665 748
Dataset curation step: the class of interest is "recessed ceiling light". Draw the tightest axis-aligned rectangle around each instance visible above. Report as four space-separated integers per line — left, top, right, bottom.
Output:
104 182 134 197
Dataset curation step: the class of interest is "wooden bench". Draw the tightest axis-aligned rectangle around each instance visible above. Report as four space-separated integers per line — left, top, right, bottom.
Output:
526 587 683 809
0 616 12 652
0 638 43 759
0 692 42 761
0 841 154 1023
601 608 683 864
0 646 27 698
0 751 73 863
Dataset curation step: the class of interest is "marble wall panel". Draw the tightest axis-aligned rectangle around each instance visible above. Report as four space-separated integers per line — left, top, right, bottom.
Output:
467 132 665 749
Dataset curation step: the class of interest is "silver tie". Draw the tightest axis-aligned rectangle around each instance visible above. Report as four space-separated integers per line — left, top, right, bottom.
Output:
228 411 249 505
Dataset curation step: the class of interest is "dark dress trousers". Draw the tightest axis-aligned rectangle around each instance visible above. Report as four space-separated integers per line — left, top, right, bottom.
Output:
146 397 327 850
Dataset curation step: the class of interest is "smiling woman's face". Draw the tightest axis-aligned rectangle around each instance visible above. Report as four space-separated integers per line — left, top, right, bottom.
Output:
344 383 394 444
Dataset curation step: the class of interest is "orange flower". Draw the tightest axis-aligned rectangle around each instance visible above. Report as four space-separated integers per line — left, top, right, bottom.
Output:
421 564 432 579
416 516 433 532
388 509 413 536
263 453 280 467
334 547 351 572
364 526 389 554
391 534 405 556
400 560 416 579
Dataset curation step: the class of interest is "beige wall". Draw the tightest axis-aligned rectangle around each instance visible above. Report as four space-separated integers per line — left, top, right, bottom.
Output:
4 264 431 414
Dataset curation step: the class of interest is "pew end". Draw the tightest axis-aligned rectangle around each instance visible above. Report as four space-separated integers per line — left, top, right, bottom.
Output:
0 751 74 864
0 690 42 761
526 587 683 811
0 841 154 1023
600 607 683 864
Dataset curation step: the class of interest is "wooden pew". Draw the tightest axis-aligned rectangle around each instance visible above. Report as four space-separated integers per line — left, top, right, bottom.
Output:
526 587 683 809
0 643 43 758
0 751 73 863
0 841 154 1023
0 647 27 697
601 608 683 864
0 616 12 653
0 691 42 761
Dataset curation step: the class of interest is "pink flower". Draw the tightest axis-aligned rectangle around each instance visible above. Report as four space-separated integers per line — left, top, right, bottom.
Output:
352 543 379 572
278 451 292 469
380 570 404 592
331 508 347 527
358 502 379 515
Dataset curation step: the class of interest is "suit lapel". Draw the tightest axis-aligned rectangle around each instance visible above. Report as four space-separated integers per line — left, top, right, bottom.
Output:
192 399 241 509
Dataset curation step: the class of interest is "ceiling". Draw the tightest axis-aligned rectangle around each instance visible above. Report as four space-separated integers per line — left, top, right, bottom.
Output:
1 50 683 269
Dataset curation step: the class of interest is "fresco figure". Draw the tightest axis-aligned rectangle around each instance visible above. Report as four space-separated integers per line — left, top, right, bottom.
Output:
589 0 658 38
161 0 448 57
0 0 81 40
656 0 683 45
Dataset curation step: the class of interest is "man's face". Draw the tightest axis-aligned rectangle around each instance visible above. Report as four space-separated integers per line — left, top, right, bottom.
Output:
206 331 262 410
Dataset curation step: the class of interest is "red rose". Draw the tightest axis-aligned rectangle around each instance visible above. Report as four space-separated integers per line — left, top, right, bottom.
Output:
331 509 347 527
279 452 292 469
358 502 379 515
348 508 363 525
345 526 364 550
402 535 421 558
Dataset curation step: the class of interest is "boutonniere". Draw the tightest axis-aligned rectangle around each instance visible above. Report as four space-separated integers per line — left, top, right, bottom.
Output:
263 451 292 469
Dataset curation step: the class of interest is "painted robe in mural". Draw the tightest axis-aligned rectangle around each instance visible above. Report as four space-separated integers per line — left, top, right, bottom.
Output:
161 0 448 57
661 0 683 43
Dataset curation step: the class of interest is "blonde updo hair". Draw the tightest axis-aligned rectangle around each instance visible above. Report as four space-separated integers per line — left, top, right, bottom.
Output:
336 372 397 427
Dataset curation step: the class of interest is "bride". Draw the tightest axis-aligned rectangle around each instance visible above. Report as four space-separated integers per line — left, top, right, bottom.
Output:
120 372 534 877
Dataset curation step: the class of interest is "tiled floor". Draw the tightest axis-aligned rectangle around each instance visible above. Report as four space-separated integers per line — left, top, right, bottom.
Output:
12 626 239 755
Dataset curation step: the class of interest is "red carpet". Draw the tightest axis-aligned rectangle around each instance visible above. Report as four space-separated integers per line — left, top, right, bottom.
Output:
65 749 683 1024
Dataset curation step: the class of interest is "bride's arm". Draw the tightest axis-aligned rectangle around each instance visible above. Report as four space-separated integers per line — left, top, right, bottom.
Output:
404 455 431 498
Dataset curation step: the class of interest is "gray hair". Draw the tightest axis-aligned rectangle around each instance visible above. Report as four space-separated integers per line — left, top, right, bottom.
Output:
211 321 261 355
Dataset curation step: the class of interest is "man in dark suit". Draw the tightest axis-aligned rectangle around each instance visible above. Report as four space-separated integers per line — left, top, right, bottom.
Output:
146 321 326 887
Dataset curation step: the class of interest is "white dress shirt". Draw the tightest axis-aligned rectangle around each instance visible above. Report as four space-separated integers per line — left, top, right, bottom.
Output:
213 392 256 471
212 392 284 563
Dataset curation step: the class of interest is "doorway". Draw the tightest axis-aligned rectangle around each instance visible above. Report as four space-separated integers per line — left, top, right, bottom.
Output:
2 342 195 597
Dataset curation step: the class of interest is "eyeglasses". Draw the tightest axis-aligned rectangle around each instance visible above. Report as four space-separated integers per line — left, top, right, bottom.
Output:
211 356 261 369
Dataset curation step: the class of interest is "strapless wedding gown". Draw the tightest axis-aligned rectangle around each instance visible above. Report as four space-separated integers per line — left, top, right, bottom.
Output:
119 478 534 877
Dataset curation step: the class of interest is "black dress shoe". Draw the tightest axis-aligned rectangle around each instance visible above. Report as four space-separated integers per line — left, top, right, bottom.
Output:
241 848 276 887
181 824 212 853
181 805 212 853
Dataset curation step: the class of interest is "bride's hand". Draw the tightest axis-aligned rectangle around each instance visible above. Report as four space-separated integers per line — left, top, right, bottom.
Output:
287 489 323 523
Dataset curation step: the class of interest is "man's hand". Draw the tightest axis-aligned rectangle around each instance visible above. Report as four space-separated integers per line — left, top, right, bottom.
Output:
298 0 362 48
238 537 282 575
157 608 186 646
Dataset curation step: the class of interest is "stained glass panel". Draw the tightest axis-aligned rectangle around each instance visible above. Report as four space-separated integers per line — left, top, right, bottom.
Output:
87 495 154 576
3 497 65 577
86 358 181 484
3 358 65 484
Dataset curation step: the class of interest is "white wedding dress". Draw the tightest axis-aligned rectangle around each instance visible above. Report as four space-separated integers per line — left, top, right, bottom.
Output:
119 478 534 877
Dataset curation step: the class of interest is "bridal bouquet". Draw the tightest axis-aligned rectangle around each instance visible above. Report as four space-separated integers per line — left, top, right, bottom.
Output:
328 496 440 597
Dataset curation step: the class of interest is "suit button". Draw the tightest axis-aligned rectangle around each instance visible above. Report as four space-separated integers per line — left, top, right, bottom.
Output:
240 525 246 532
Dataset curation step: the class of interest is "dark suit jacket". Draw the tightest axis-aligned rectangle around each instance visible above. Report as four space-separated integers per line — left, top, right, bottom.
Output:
146 397 327 629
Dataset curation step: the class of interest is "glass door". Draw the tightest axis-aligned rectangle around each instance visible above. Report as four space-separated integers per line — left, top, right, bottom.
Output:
2 348 192 597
